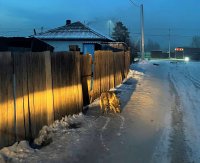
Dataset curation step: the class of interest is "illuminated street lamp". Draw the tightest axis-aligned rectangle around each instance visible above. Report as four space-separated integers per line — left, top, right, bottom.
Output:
107 20 112 37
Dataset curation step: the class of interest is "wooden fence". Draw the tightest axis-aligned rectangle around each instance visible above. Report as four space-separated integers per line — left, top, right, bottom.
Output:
51 52 83 120
92 50 130 100
0 50 130 148
0 52 14 148
80 54 92 106
13 51 55 139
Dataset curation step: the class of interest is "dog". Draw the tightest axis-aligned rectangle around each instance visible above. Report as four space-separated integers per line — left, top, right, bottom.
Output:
99 91 121 114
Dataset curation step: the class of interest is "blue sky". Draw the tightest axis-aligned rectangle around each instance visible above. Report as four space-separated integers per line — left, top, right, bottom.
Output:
0 0 200 49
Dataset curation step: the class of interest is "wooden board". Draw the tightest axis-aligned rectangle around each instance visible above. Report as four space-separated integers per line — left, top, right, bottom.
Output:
52 52 83 119
0 52 15 148
80 54 92 106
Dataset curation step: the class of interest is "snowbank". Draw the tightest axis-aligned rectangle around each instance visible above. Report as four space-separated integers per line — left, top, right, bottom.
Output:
0 141 35 162
0 113 85 162
34 113 85 147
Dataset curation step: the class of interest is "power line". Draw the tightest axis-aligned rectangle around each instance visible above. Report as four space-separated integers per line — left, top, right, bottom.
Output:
132 33 198 38
129 0 140 7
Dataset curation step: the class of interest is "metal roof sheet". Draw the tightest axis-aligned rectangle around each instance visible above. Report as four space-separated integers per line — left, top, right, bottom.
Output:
34 22 114 41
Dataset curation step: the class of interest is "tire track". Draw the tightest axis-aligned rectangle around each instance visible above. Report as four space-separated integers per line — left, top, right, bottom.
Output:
169 73 190 163
183 66 200 88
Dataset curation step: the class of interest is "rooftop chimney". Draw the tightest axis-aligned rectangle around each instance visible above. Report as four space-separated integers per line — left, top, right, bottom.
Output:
33 28 36 35
66 20 71 25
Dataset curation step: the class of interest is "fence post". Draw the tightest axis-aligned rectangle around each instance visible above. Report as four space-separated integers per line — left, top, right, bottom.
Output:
11 52 17 142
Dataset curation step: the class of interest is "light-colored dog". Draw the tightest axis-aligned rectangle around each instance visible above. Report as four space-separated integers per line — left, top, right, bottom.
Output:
99 91 121 114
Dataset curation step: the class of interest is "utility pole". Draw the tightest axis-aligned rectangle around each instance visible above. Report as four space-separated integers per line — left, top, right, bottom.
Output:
168 28 171 58
129 1 144 60
140 4 145 60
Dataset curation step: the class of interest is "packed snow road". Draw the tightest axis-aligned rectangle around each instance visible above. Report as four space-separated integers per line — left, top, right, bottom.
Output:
1 60 200 163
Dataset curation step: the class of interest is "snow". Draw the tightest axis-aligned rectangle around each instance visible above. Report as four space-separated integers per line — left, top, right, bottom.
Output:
169 61 200 162
0 141 35 162
0 113 89 162
1 60 200 162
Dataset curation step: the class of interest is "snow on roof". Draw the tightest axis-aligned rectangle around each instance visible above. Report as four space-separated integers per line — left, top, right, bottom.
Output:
34 21 114 41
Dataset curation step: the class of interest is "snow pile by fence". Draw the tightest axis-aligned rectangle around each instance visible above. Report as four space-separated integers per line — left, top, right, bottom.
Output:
0 113 85 162
0 141 35 163
34 113 85 146
127 69 144 78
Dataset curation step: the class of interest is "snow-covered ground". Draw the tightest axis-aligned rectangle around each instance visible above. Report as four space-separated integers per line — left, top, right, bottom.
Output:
169 61 200 162
1 60 200 163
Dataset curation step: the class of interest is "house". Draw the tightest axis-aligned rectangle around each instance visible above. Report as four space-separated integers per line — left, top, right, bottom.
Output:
0 37 54 52
33 20 114 55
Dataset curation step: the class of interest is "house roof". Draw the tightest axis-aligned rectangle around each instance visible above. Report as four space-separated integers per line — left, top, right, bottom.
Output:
0 37 54 52
33 21 114 41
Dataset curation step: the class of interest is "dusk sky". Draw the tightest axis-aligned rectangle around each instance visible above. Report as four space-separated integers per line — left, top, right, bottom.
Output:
0 0 200 49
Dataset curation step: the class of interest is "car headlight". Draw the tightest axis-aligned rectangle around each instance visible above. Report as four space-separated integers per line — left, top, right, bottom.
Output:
184 57 190 62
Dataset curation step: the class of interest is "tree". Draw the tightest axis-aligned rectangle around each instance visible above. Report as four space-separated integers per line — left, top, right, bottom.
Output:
145 39 160 52
191 36 200 48
112 21 130 46
130 40 140 62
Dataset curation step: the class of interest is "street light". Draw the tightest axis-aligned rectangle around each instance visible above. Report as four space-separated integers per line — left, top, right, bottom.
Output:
108 20 112 37
107 20 113 37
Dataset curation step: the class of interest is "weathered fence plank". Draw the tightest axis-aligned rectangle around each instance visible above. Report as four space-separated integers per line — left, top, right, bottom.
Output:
27 51 53 138
52 52 83 120
0 52 15 148
109 52 115 89
81 54 92 106
93 51 122 100
101 51 110 93
125 51 131 77
13 52 30 140
45 52 54 125
93 51 102 99
114 52 123 86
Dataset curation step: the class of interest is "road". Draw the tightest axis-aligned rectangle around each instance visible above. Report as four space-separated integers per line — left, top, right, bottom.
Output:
1 60 200 163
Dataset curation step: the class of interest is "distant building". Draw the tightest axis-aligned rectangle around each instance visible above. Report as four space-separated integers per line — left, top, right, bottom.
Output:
151 50 163 58
33 20 114 55
0 37 54 52
175 47 200 60
101 42 129 52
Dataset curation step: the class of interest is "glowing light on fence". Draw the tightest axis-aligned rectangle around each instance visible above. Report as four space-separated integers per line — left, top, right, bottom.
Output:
0 84 83 144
